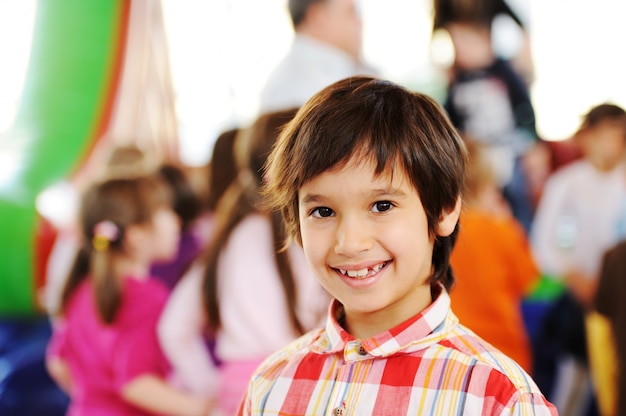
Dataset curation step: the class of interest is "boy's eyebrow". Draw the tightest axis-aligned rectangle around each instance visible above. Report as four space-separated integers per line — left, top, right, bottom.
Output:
300 194 325 205
368 187 408 199
300 187 408 204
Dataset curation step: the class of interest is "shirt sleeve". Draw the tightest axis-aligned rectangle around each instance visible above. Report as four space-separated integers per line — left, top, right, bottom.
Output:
157 262 219 398
112 286 170 392
113 325 169 392
506 391 559 415
485 368 558 415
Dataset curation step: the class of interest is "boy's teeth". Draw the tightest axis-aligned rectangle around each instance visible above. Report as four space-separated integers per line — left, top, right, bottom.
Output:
347 269 367 278
338 262 385 279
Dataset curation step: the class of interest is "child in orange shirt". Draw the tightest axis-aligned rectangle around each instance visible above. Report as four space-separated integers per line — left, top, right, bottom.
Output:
450 139 540 373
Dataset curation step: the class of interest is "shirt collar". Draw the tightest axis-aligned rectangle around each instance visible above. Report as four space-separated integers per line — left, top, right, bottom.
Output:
312 284 457 357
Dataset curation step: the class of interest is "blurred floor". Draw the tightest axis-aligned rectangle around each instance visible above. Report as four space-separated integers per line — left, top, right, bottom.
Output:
0 316 68 416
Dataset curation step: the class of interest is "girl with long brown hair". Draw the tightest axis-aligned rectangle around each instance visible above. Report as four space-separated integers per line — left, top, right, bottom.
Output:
158 109 329 415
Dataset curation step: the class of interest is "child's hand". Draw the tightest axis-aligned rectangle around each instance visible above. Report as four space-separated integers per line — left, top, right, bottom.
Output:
562 269 597 309
122 374 216 416
199 397 217 416
45 356 73 394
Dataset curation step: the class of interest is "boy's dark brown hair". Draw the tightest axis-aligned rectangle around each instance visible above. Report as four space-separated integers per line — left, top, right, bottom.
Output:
263 76 467 291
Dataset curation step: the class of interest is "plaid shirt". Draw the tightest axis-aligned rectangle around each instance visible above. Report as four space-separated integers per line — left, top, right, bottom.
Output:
238 286 557 415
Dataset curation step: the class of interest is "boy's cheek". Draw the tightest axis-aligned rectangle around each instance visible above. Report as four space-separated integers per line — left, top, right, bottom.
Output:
301 234 326 264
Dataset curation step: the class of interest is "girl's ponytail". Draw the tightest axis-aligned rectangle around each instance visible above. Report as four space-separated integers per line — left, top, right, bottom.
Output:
59 245 90 317
58 220 124 323
91 221 122 324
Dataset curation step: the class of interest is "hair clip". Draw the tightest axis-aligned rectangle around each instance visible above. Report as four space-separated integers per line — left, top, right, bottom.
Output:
92 220 119 252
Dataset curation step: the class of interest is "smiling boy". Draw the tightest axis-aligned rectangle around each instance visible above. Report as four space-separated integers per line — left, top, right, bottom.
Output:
238 76 556 415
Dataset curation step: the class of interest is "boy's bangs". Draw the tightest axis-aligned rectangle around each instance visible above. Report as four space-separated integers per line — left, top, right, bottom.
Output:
339 140 404 181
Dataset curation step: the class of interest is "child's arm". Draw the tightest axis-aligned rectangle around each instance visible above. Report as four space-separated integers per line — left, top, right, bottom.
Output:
45 356 72 394
122 374 213 416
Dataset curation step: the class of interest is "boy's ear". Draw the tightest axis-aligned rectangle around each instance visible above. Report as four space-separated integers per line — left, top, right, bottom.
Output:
437 196 462 237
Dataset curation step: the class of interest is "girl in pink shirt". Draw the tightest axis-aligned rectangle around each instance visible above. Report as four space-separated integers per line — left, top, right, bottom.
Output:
46 173 212 416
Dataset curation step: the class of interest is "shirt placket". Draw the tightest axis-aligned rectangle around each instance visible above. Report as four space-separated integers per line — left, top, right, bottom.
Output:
326 340 372 415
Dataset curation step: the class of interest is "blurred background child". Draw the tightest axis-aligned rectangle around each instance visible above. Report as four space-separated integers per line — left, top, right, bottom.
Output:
150 162 205 290
433 0 547 233
46 174 212 416
158 108 329 415
43 144 155 316
450 138 540 374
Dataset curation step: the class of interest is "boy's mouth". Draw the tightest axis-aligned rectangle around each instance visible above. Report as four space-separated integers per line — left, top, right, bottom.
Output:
336 261 389 280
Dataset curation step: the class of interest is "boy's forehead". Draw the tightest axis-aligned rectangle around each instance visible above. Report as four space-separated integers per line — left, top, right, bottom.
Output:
308 152 409 186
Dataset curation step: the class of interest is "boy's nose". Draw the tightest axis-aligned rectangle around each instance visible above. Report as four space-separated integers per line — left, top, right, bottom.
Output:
334 216 372 256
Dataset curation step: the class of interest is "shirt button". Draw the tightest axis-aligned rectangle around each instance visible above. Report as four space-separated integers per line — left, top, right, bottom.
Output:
358 344 367 355
334 406 346 415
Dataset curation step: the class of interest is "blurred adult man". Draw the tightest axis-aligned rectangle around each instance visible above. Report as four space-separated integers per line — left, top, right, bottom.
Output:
259 0 376 114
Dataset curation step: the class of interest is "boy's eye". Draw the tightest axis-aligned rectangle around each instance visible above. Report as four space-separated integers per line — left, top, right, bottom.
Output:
372 201 393 213
311 207 334 218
